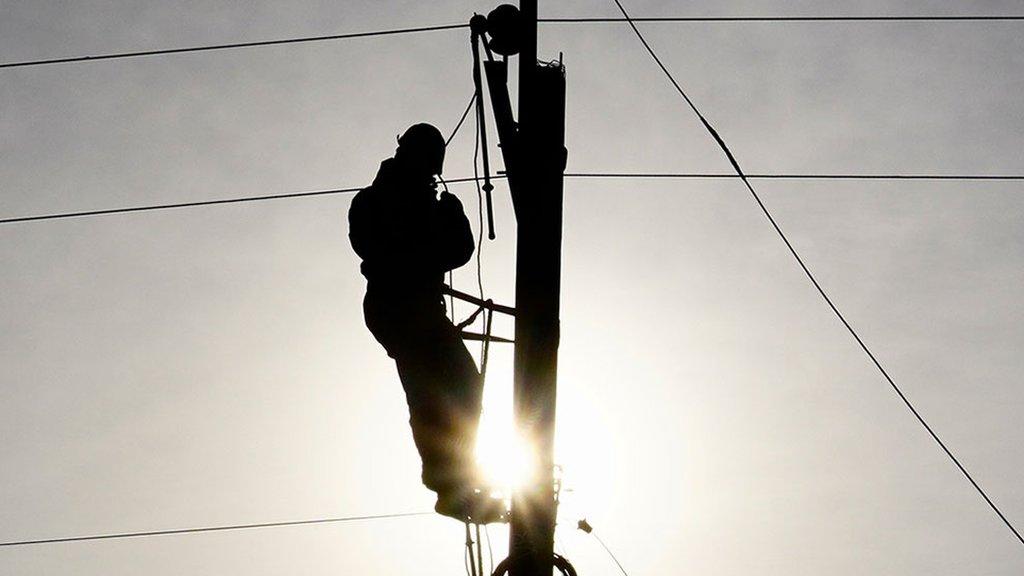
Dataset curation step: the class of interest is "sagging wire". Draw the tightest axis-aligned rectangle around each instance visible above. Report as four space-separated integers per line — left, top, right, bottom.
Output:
443 92 477 325
447 93 478 147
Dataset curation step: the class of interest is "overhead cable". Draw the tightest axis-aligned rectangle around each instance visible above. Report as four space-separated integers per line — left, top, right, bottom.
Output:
0 511 431 548
4 172 1024 226
0 184 365 225
3 15 1022 70
541 15 1024 23
612 0 1024 547
0 23 468 69
562 172 1024 181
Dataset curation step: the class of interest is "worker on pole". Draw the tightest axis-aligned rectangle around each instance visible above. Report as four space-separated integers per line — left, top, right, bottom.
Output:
348 123 503 524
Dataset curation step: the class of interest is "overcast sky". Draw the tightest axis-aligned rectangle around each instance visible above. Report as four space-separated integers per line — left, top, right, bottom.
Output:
2 1 1023 574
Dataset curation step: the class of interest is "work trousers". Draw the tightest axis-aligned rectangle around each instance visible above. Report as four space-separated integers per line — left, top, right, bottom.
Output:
363 288 482 494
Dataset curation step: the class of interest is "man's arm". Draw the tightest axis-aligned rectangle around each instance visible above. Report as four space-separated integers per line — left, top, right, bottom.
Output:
436 192 475 272
348 186 389 262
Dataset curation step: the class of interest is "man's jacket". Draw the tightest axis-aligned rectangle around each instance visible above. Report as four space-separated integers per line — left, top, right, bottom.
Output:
349 158 474 296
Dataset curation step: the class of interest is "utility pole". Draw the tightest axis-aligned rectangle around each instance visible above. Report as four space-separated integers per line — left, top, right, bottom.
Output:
470 2 565 573
508 1 566 575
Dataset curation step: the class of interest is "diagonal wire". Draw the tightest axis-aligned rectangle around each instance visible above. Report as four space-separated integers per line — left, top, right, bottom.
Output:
0 511 431 548
4 172 1024 226
611 0 1024 547
591 532 631 576
0 23 469 69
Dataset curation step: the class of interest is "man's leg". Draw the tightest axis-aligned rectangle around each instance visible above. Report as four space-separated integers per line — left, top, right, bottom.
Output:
393 324 482 495
435 327 484 485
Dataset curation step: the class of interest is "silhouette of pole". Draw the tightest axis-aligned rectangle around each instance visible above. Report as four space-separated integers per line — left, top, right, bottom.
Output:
508 1 566 575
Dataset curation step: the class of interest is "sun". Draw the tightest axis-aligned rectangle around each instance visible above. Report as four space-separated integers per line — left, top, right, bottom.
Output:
475 418 536 491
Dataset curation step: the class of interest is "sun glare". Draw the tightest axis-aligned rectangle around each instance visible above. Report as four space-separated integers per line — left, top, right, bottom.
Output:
475 422 536 491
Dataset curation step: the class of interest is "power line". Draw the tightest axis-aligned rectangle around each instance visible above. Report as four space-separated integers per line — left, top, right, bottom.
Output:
0 511 431 548
4 15 1023 70
0 23 469 69
612 0 1024 547
0 177 484 225
4 172 1024 226
0 185 361 225
541 15 1024 23
0 92 473 224
563 172 1024 180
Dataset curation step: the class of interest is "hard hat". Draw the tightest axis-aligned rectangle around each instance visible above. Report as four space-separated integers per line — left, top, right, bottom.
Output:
397 123 446 175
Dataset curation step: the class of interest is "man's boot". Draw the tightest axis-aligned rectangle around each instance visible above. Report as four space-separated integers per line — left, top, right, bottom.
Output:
435 488 507 524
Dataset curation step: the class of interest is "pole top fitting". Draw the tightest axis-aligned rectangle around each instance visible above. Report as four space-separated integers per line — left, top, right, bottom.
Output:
470 13 488 36
485 4 522 56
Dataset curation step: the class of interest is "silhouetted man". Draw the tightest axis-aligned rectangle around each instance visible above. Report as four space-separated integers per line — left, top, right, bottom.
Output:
349 123 501 523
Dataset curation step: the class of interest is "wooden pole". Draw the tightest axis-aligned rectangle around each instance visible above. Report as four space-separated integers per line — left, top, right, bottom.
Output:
508 1 566 574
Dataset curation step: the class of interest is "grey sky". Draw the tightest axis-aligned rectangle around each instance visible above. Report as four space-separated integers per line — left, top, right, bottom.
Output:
2 1 1023 574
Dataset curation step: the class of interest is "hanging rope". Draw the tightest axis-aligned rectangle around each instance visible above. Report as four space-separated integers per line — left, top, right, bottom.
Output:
447 93 478 146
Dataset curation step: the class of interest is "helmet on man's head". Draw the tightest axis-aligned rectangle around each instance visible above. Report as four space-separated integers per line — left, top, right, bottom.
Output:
397 123 446 176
